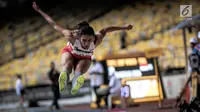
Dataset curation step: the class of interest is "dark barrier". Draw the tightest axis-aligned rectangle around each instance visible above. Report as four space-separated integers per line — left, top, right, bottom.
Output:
0 80 91 104
179 97 200 112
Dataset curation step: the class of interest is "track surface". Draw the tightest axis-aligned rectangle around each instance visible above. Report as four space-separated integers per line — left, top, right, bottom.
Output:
2 100 179 112
61 101 179 112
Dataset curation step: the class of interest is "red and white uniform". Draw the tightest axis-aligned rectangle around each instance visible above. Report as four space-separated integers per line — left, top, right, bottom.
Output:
62 39 95 60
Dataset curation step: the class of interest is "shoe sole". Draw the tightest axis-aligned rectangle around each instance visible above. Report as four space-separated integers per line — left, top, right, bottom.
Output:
59 72 67 92
71 75 85 95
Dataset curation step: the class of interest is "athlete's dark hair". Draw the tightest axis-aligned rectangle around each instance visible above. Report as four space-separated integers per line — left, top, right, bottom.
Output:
79 26 95 36
76 21 90 29
16 74 22 79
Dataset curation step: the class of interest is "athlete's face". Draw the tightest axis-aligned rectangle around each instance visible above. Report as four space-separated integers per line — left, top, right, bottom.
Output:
80 35 95 49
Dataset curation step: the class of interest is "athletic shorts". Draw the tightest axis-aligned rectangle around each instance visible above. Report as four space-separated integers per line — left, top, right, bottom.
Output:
61 46 92 60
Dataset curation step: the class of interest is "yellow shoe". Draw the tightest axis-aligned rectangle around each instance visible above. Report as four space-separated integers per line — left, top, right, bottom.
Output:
71 75 85 95
59 72 67 92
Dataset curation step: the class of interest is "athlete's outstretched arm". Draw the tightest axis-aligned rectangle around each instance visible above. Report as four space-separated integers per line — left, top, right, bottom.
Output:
95 24 133 46
32 2 72 38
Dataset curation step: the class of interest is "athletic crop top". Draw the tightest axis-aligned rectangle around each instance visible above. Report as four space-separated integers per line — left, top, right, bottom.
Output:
67 39 95 57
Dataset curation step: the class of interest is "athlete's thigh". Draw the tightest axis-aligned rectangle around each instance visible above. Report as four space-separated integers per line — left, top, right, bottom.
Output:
74 59 91 74
60 52 74 70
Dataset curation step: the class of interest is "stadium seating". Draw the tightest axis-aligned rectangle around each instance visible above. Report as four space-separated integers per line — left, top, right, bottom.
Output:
90 0 199 67
0 0 199 90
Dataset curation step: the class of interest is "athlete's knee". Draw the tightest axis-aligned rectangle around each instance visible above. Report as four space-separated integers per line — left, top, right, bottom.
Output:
61 52 73 71
61 64 72 74
62 66 72 74
75 63 90 74
61 60 73 70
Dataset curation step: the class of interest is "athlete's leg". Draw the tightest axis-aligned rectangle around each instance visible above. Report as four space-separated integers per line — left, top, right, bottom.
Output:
71 59 91 94
59 52 74 92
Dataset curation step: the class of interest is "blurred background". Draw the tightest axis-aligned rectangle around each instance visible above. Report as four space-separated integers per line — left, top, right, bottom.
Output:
0 0 199 112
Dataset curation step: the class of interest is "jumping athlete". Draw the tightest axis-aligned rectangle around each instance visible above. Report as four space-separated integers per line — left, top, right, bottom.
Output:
32 2 133 94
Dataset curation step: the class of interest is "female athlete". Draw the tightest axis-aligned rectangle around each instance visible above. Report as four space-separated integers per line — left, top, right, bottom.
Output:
32 2 133 94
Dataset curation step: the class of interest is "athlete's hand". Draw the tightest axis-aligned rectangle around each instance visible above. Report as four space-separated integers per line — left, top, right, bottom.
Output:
32 2 40 12
124 24 133 30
